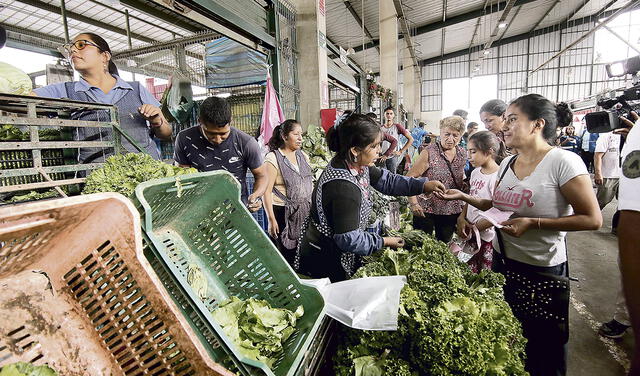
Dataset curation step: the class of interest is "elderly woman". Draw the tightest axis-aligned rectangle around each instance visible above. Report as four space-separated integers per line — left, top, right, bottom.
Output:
32 32 171 162
407 116 466 243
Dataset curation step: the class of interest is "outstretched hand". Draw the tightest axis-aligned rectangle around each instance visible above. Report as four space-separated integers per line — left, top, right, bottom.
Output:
435 189 465 201
424 180 446 194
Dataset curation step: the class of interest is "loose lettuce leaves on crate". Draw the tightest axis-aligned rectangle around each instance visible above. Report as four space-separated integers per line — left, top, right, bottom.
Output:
212 296 304 369
0 362 57 376
82 153 196 197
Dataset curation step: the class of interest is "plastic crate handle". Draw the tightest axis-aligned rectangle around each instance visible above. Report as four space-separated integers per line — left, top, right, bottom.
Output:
0 217 56 237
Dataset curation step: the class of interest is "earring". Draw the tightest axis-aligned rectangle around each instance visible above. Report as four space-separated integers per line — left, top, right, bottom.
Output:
354 154 358 163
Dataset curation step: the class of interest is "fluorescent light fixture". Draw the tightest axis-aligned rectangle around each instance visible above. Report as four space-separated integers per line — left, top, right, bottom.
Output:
216 92 232 98
605 56 640 78
607 62 625 77
498 22 507 28
483 50 490 55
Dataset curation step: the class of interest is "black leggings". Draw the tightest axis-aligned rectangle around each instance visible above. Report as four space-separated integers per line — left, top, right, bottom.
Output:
493 251 569 376
412 213 459 243
271 205 296 266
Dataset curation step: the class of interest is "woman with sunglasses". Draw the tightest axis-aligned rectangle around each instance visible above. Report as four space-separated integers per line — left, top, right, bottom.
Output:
32 33 171 162
295 112 446 282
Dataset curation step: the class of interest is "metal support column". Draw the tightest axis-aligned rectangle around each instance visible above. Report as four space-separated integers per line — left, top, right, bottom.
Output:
60 0 70 43
267 1 282 97
355 74 362 111
125 10 136 80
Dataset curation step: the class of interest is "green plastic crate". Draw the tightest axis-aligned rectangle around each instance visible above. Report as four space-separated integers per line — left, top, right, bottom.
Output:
133 171 326 376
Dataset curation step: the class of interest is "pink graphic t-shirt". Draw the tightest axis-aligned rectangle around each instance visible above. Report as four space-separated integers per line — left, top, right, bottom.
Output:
492 148 588 267
466 168 498 242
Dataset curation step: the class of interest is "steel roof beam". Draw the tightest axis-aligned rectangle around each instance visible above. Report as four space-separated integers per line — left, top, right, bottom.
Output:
527 0 562 33
12 0 157 44
87 0 196 36
353 0 541 53
419 3 640 66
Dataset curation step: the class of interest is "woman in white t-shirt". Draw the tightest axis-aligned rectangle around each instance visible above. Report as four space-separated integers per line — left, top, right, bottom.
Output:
456 131 505 273
438 94 602 376
263 120 314 266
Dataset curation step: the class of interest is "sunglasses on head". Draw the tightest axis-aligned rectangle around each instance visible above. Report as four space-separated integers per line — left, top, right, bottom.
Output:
58 40 103 58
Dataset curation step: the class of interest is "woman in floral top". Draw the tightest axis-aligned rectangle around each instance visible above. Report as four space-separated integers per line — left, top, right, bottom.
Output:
407 116 466 242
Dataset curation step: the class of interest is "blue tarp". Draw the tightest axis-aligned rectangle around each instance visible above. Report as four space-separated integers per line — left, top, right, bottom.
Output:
205 37 268 88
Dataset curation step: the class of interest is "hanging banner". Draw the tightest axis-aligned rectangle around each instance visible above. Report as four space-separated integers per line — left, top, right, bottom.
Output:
205 37 268 88
258 73 285 150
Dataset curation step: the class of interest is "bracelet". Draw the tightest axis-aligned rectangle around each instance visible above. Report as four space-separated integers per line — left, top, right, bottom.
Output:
537 217 541 229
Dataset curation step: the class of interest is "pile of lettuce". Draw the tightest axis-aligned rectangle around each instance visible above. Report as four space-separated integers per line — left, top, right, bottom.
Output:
0 362 57 376
334 230 528 376
212 296 304 369
82 153 196 197
301 125 332 181
0 125 63 141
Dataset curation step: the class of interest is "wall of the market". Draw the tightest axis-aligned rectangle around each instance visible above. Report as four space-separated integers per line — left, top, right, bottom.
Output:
419 20 633 112
420 111 442 134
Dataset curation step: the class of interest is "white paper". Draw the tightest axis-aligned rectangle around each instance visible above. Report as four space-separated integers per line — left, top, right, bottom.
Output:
477 207 514 228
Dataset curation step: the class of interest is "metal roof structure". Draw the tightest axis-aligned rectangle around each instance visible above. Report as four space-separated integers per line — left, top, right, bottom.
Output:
1 0 203 51
0 0 226 81
325 0 637 73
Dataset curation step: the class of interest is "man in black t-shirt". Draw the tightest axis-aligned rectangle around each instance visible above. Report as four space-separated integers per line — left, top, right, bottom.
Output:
173 96 267 211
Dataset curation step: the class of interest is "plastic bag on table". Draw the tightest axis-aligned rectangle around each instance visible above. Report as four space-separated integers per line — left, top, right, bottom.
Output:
302 276 407 331
449 225 482 263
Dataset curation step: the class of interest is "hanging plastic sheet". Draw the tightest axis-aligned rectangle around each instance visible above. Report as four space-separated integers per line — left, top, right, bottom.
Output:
205 37 268 89
160 75 194 125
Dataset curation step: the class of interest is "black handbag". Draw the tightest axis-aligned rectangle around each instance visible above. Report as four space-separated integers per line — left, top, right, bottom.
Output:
494 156 571 341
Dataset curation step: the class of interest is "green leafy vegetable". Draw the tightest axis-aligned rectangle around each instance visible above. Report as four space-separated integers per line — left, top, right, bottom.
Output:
0 125 63 141
368 188 393 226
0 125 25 141
82 153 196 197
3 190 59 203
212 296 304 369
335 229 528 376
0 362 57 376
301 125 332 181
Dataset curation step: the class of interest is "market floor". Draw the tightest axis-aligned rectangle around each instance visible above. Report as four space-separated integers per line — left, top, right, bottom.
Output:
567 201 635 375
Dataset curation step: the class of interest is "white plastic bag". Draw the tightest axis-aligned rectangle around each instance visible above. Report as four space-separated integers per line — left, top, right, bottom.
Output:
302 276 407 331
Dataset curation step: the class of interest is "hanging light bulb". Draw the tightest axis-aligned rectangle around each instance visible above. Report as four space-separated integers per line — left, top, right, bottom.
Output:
483 50 490 55
498 22 507 28
347 47 356 55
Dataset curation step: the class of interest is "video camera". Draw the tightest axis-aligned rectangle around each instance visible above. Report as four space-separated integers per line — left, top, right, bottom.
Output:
585 56 640 133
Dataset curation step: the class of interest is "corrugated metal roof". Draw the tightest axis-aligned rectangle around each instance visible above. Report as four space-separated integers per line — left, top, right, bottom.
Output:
325 0 375 48
326 0 626 68
1 0 198 53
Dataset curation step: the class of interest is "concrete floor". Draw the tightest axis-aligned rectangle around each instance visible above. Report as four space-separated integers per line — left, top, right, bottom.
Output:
566 201 635 375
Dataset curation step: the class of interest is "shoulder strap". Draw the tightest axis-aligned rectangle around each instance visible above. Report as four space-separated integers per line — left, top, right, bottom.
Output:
496 155 518 189
438 142 462 189
64 82 73 98
495 155 518 260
